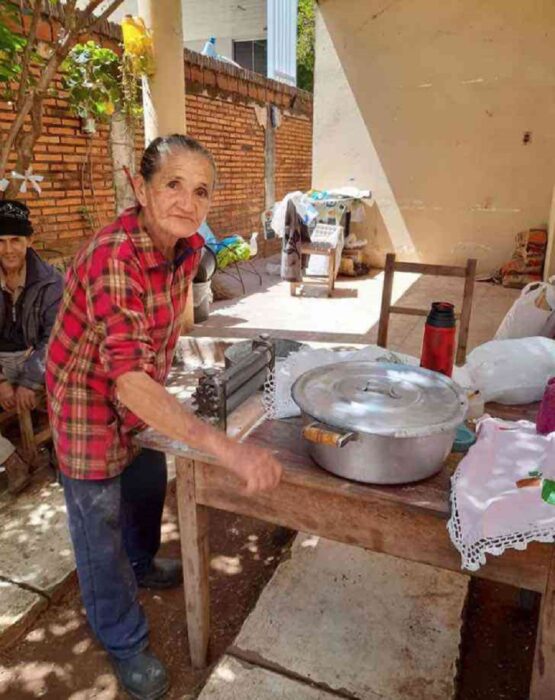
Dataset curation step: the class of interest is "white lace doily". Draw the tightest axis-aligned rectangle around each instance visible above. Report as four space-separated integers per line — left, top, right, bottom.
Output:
447 416 555 571
262 345 419 419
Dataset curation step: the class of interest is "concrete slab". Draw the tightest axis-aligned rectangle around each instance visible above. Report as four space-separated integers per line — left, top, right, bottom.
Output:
195 257 519 354
234 534 469 700
0 580 47 650
197 655 342 700
0 480 74 598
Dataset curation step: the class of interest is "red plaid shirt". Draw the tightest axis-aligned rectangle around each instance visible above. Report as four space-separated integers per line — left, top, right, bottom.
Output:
46 208 203 479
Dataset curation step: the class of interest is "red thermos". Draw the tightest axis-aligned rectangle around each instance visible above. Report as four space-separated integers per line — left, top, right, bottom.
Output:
420 302 456 377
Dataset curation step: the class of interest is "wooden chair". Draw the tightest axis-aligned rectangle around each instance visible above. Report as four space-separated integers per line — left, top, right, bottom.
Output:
377 254 478 366
290 243 337 298
290 223 342 298
0 390 52 466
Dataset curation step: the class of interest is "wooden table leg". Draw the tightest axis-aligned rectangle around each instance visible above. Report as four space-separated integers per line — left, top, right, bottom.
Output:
530 547 555 699
176 458 210 669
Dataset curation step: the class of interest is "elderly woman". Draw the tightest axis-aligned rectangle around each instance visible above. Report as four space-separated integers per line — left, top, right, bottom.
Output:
46 134 282 700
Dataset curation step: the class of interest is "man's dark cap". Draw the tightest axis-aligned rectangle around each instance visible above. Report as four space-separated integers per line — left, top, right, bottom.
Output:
0 200 33 237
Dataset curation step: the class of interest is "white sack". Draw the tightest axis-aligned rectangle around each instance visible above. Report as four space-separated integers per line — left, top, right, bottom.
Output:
465 337 555 404
495 279 555 340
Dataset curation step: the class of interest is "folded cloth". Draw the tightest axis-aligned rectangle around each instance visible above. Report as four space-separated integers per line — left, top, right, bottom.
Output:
281 199 311 282
447 415 555 571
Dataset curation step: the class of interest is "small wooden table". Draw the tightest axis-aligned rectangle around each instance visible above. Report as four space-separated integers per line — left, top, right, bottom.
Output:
137 400 554 700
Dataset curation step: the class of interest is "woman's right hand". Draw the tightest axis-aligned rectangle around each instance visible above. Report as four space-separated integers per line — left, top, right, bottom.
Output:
222 442 283 494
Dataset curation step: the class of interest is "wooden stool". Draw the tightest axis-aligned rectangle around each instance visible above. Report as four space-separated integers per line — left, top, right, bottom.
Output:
0 391 52 466
290 244 337 298
377 254 477 365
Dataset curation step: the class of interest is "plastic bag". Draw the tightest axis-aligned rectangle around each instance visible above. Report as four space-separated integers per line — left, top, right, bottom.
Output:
465 337 555 404
271 191 303 238
495 279 555 340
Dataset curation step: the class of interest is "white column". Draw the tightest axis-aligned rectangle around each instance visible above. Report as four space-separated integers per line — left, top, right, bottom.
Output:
138 0 195 330
138 0 186 142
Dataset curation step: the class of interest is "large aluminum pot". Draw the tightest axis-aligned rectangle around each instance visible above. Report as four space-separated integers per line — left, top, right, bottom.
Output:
291 361 467 485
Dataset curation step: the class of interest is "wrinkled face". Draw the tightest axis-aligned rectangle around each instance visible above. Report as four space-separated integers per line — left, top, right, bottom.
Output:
135 149 215 242
0 235 31 273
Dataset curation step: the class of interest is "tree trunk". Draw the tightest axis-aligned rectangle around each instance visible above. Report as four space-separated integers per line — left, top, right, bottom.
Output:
0 0 127 198
3 95 44 200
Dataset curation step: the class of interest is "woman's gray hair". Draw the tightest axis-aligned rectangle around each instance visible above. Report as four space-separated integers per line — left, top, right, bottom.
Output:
140 134 217 187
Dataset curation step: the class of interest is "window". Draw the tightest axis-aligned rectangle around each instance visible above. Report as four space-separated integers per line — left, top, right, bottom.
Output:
233 40 267 76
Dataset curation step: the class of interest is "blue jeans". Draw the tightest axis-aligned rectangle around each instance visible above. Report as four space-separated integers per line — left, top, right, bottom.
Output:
62 449 167 659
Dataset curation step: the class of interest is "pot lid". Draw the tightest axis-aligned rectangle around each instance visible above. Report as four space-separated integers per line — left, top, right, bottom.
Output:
291 361 467 438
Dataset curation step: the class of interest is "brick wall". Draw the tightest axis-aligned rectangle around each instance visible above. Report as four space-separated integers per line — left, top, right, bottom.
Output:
275 112 313 201
0 10 313 258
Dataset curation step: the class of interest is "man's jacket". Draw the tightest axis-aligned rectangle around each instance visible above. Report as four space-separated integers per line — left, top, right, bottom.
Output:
0 248 63 388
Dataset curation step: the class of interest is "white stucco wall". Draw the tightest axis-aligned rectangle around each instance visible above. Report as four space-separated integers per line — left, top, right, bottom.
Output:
107 0 266 60
313 0 555 272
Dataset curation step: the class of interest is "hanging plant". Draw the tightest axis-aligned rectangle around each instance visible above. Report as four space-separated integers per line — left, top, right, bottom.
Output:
62 38 146 124
62 41 121 122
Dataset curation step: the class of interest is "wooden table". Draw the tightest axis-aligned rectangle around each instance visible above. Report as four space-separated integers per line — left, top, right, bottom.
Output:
137 400 555 700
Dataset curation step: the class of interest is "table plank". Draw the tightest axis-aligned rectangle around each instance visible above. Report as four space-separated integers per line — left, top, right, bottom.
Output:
531 548 555 699
189 458 552 593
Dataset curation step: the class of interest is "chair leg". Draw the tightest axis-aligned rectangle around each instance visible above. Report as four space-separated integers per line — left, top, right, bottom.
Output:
18 409 38 465
378 253 396 348
328 251 335 296
457 258 477 365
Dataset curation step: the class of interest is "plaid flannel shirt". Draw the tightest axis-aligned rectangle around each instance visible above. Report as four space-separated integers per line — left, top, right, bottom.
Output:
46 208 203 479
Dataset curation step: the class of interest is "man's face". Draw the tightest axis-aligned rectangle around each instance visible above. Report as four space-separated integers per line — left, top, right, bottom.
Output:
135 150 214 242
0 236 31 273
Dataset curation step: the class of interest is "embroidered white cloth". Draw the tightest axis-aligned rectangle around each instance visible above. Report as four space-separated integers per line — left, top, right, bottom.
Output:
262 345 420 419
448 416 555 571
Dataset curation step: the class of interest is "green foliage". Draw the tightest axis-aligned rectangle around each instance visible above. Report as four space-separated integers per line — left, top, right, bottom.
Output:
63 41 143 122
0 2 26 98
62 41 121 120
0 0 58 101
297 0 315 92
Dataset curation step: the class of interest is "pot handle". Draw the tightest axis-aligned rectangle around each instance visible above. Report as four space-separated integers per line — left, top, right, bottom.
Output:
302 422 357 448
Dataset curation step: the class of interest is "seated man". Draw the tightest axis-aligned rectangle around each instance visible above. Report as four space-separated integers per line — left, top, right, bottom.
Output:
0 200 63 494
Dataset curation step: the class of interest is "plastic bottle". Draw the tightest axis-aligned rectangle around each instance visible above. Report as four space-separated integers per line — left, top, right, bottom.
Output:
249 232 258 257
420 302 457 377
536 377 555 434
201 36 217 58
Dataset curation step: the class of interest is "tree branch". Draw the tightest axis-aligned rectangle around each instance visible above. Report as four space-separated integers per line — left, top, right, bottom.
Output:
82 0 126 31
0 26 73 178
74 0 111 26
0 0 126 182
15 0 43 112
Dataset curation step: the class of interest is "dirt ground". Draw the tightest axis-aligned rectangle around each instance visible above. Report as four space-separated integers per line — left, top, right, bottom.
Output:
0 479 540 700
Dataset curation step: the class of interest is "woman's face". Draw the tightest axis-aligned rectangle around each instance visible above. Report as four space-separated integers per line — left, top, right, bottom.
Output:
136 149 214 242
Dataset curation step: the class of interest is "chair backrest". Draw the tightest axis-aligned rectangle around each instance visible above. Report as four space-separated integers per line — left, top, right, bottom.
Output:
377 254 477 365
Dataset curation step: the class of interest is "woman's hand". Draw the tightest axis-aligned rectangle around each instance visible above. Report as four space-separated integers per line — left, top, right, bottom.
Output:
0 381 15 411
222 443 283 494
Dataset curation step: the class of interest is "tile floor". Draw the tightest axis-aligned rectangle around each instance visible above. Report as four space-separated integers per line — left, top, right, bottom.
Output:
192 256 519 358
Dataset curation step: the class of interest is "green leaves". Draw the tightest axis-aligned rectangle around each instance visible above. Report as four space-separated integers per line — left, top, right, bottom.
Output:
62 41 121 120
0 1 26 97
62 40 143 122
297 0 315 92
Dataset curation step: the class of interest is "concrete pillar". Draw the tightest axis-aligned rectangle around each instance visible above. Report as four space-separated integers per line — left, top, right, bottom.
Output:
110 111 136 214
137 0 186 141
138 0 194 330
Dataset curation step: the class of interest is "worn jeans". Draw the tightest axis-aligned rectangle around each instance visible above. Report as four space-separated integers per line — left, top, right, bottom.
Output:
61 448 167 659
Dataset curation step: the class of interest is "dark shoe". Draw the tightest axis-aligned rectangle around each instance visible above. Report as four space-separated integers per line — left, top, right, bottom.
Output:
4 451 31 494
137 558 183 590
112 650 169 700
